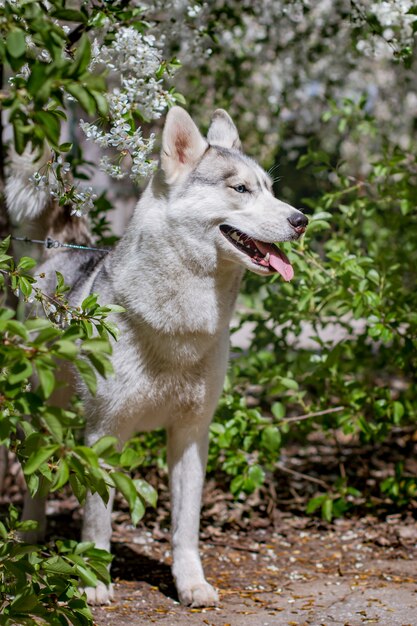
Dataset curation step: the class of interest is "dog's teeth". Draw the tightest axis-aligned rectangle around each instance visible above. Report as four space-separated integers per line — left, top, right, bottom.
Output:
264 253 270 263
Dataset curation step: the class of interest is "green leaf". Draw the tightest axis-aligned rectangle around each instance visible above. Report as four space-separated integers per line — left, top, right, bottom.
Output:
131 496 145 525
111 472 136 507
10 591 39 612
91 90 109 117
53 339 79 359
120 447 142 470
392 401 404 424
27 63 49 98
101 304 126 314
247 464 265 487
23 444 59 475
36 362 55 398
312 211 333 221
5 319 29 340
55 270 70 294
271 402 285 419
260 425 281 453
68 34 91 77
33 110 61 146
92 436 119 457
81 293 98 311
230 475 244 495
87 352 114 378
12 116 28 155
0 236 11 254
70 473 87 504
101 320 119 340
7 29 26 58
0 310 14 323
8 359 33 385
32 325 61 344
74 445 100 469
52 458 70 490
43 555 74 575
134 479 157 508
307 219 331 233
111 472 146 523
0 521 8 539
306 495 326 514
321 498 333 522
17 256 37 271
18 275 33 297
51 8 88 23
280 377 299 391
59 142 73 152
82 338 112 354
42 412 64 442
75 564 98 588
74 358 97 395
66 83 97 116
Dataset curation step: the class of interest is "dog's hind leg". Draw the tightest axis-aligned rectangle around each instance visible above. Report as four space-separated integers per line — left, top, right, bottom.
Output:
167 422 219 607
81 423 116 604
81 487 115 604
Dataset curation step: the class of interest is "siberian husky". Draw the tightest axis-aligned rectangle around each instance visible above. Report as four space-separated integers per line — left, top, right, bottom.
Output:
7 107 308 607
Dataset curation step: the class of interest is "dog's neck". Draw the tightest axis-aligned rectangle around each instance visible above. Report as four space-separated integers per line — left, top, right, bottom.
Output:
111 180 244 338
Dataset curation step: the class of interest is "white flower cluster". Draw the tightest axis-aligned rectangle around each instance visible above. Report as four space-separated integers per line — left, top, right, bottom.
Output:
11 0 416 202
39 293 73 326
81 27 178 183
29 156 70 198
354 0 417 58
165 0 417 168
70 186 97 217
29 157 96 216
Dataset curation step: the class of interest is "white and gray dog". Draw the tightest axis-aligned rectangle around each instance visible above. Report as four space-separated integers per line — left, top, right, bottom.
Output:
7 107 307 607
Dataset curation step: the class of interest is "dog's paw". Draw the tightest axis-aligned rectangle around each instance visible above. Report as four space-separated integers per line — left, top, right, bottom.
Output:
83 582 114 605
178 581 219 607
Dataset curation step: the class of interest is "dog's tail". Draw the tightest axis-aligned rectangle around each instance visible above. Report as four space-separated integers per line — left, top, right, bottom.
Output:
5 149 92 247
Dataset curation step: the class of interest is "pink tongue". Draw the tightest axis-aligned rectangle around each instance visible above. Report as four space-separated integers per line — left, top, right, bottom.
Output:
254 241 294 281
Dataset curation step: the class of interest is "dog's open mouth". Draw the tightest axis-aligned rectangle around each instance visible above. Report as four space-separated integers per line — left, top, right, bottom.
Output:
220 225 294 281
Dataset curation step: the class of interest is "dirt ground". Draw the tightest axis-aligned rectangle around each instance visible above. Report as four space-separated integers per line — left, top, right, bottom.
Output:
87 431 417 626
2 432 417 626
88 511 417 626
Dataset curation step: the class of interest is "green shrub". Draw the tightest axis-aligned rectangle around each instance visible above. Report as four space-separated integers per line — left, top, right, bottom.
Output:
0 239 157 622
207 98 417 517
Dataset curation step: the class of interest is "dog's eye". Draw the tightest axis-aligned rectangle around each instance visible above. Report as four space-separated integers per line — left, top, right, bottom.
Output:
233 184 248 193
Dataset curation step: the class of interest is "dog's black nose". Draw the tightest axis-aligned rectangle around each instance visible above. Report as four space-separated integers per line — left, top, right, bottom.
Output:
288 212 308 233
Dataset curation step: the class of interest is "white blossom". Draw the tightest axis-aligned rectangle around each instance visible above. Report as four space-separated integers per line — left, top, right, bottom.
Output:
81 25 177 183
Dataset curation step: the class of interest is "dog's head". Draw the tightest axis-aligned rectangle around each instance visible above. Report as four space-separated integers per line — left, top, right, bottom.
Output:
159 107 307 280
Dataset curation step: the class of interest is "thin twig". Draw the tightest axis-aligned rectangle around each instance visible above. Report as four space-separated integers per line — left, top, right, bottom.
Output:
203 540 261 554
277 464 330 489
281 406 345 424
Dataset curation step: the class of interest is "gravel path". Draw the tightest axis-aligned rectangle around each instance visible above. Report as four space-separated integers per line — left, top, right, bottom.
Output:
91 514 417 626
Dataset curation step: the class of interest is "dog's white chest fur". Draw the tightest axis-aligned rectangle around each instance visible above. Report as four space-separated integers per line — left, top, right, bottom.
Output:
86 261 241 438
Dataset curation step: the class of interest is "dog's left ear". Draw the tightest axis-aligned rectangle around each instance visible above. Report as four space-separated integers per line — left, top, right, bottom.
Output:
161 107 208 184
207 109 241 151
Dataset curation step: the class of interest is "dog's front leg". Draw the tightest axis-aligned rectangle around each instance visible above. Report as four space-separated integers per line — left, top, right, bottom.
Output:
81 488 115 604
167 423 218 607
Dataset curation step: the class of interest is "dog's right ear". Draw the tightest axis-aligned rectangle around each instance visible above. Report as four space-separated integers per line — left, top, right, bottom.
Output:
161 107 207 184
207 109 241 151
